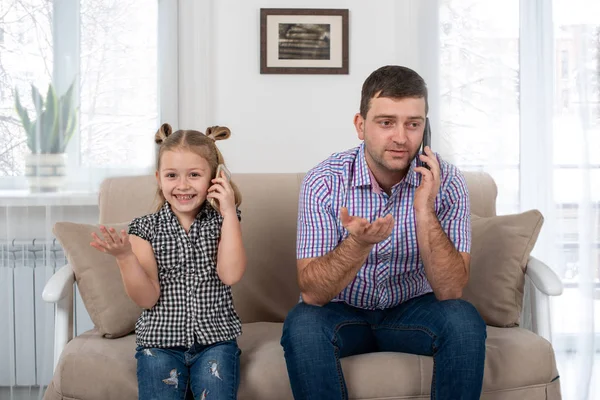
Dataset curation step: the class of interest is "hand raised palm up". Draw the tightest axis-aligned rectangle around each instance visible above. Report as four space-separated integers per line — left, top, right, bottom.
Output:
340 207 394 245
90 225 132 260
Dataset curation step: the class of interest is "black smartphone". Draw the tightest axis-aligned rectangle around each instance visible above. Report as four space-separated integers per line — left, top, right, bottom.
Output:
418 117 431 170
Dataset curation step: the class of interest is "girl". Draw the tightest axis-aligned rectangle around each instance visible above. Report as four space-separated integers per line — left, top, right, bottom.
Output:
90 123 246 400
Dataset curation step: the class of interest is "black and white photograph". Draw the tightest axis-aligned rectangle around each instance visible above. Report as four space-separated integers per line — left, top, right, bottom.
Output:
278 23 331 60
260 9 348 74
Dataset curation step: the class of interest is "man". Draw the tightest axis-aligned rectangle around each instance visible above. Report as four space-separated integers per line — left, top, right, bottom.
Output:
281 65 486 400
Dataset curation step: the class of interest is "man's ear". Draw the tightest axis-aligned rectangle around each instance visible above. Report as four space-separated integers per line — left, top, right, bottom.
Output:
354 113 365 140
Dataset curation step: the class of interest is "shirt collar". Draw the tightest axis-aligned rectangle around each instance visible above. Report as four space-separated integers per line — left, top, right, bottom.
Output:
405 157 421 187
351 143 372 188
158 201 217 226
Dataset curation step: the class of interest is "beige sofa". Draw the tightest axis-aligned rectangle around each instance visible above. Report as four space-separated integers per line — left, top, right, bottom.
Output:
42 172 564 399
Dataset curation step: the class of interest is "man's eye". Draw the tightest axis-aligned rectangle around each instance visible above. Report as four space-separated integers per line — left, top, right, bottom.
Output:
380 120 393 127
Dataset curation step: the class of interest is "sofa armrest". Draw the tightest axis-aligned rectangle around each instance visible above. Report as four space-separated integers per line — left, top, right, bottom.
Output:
42 264 75 372
526 256 563 296
42 263 75 302
524 256 563 342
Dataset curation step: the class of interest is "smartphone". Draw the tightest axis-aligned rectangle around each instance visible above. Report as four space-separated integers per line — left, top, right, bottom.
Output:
209 164 231 210
215 164 231 181
418 117 431 170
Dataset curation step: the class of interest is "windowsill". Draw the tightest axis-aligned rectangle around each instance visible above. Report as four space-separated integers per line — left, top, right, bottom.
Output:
0 190 98 207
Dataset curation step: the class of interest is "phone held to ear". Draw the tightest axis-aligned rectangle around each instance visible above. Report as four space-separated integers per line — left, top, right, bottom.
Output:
208 164 231 210
215 164 231 181
418 117 432 170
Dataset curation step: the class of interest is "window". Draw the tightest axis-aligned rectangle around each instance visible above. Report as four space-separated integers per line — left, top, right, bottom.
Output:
0 0 159 186
560 49 569 79
441 7 600 391
439 0 521 215
79 0 157 169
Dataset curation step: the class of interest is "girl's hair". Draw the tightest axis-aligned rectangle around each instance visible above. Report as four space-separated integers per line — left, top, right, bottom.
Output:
154 123 242 213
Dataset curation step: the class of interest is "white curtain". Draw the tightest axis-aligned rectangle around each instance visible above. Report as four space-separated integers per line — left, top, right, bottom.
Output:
439 0 599 398
0 0 162 398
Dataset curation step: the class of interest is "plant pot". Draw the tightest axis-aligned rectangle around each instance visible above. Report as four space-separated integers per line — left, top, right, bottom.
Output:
25 153 68 193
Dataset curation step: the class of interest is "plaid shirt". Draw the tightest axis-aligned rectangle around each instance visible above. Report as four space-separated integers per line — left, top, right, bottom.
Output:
128 202 242 348
297 143 471 309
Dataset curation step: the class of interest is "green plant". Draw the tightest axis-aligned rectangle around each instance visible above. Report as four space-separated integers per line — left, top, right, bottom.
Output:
14 82 77 154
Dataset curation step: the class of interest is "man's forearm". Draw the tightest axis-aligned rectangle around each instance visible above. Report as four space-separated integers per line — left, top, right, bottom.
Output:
299 235 373 306
416 210 468 300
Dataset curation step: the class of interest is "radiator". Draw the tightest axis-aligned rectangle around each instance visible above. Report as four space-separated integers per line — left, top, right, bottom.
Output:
0 238 65 387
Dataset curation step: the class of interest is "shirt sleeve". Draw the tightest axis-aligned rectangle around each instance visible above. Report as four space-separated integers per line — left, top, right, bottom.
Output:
296 172 340 259
128 215 155 242
438 170 471 254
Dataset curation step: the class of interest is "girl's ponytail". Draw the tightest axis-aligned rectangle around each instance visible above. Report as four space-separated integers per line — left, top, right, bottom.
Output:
154 123 173 145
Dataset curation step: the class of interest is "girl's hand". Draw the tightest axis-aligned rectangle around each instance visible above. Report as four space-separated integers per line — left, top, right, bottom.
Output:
90 226 133 260
208 171 236 218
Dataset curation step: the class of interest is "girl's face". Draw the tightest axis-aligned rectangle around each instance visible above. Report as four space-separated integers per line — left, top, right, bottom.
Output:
156 149 213 220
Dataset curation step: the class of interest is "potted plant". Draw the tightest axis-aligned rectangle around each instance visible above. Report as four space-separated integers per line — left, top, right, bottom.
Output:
14 82 77 192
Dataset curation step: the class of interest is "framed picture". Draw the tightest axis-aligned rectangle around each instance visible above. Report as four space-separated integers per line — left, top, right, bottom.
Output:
260 8 349 74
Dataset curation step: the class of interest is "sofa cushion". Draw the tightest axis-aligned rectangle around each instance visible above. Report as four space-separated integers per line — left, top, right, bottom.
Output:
53 222 142 338
463 210 544 327
45 330 137 400
238 323 558 399
232 174 304 324
45 323 559 400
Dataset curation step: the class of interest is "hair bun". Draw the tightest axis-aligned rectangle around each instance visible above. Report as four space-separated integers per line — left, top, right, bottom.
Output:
154 123 173 144
205 126 231 141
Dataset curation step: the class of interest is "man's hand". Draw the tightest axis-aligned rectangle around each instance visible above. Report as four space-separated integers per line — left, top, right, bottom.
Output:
413 146 441 214
340 207 394 246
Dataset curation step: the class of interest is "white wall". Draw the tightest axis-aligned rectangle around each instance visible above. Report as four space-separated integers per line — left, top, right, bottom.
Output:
176 0 440 173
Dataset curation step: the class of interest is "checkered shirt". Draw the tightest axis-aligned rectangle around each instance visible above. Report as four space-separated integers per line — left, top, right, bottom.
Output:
297 143 471 309
128 201 242 348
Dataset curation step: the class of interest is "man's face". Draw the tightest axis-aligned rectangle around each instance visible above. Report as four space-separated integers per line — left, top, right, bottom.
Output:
354 95 426 180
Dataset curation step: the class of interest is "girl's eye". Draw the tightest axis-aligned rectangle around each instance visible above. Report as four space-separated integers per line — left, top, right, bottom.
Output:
190 172 200 177
166 173 176 178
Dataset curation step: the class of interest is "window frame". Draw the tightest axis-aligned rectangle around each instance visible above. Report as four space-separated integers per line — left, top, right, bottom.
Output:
0 0 178 192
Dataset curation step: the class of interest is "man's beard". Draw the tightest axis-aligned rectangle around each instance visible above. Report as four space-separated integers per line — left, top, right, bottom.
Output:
367 146 419 173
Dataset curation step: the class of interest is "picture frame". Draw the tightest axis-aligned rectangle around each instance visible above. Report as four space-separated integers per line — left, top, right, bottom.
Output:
260 8 349 75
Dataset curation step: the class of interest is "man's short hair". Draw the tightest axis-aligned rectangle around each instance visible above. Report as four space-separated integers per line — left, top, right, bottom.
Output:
360 65 429 118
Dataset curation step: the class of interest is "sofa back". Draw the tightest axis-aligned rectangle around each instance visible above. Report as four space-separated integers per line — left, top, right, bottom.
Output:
98 171 497 323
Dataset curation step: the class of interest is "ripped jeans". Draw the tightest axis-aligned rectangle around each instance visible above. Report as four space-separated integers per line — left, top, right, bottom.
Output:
135 339 240 400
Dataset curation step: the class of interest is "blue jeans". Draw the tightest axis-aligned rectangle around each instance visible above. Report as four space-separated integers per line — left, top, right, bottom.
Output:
135 339 240 400
281 293 486 400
